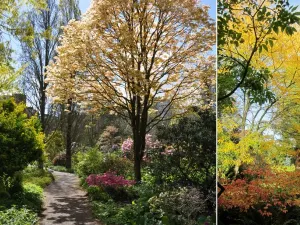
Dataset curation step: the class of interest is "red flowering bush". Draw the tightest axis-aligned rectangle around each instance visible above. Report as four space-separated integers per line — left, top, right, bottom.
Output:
86 172 136 188
219 168 300 216
86 172 136 201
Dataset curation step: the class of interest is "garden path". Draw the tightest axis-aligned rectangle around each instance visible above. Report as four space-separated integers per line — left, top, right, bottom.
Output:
39 171 101 225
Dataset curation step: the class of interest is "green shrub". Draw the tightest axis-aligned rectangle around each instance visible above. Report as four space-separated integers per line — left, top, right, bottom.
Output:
0 206 38 225
0 99 44 177
45 131 65 161
74 148 133 178
92 198 160 225
87 186 110 201
22 167 54 188
13 183 43 212
148 187 208 225
91 182 161 225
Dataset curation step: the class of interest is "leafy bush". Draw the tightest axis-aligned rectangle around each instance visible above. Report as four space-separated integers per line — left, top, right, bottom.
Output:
74 148 133 178
45 131 65 161
148 108 216 210
97 126 121 153
0 183 43 213
22 167 54 188
15 183 43 212
148 187 208 225
87 186 110 201
0 99 44 190
52 153 66 166
0 206 38 225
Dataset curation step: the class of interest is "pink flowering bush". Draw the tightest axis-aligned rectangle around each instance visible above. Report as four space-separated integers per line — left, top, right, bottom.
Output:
86 172 136 201
86 172 136 188
121 134 162 161
121 138 133 153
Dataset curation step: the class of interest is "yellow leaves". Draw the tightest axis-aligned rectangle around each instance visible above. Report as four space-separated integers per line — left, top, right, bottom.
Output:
46 0 215 116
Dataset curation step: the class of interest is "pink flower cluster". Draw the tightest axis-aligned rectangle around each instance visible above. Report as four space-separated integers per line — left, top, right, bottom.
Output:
121 134 161 153
86 172 136 188
121 138 133 152
145 134 161 150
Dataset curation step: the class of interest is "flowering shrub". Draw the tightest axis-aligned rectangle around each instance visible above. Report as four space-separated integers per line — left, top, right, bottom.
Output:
121 138 133 153
86 172 136 188
219 168 300 216
121 134 161 160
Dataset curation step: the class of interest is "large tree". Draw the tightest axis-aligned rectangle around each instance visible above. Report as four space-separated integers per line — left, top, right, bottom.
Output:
18 0 81 169
59 0 81 169
19 0 60 135
46 0 215 181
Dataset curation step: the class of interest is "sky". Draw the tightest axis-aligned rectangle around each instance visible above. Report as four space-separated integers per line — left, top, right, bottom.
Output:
79 0 217 20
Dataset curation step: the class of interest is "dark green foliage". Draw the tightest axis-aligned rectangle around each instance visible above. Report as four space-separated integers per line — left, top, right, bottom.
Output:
219 206 300 225
87 186 110 202
0 167 51 225
150 108 215 200
0 99 44 177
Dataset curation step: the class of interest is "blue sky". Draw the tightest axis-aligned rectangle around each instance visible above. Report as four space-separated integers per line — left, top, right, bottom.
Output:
79 0 216 20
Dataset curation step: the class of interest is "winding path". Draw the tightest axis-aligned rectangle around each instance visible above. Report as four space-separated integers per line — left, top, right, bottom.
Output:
39 171 100 225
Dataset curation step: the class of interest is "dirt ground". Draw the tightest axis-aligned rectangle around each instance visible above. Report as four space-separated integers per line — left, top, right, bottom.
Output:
39 171 101 225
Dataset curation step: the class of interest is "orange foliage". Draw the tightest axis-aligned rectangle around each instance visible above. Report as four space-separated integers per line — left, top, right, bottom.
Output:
219 167 300 216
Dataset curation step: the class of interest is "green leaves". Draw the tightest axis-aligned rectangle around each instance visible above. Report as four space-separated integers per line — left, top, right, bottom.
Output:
0 99 44 177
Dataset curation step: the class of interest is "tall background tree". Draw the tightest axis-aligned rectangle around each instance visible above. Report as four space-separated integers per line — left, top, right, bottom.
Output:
18 0 81 168
58 0 81 169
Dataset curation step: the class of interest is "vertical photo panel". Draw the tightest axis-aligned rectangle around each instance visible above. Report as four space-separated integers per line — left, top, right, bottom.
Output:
0 0 217 224
217 0 300 224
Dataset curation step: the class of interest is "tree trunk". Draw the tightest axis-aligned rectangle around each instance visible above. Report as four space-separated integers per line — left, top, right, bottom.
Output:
133 121 142 182
38 90 46 170
65 99 72 169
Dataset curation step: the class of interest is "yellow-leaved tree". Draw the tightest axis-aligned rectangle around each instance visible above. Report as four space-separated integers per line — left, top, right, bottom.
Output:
46 0 215 181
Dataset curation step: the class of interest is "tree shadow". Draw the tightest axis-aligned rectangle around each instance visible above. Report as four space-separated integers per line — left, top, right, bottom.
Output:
40 195 98 225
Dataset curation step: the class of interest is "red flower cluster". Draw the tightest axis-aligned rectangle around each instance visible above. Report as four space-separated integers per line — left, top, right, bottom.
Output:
86 172 136 188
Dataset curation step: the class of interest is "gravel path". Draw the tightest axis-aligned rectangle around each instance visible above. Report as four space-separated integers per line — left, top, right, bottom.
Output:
39 171 100 225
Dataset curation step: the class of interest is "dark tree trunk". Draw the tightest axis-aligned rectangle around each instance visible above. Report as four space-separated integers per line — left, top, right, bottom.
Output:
65 99 72 169
218 182 225 198
131 94 149 182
